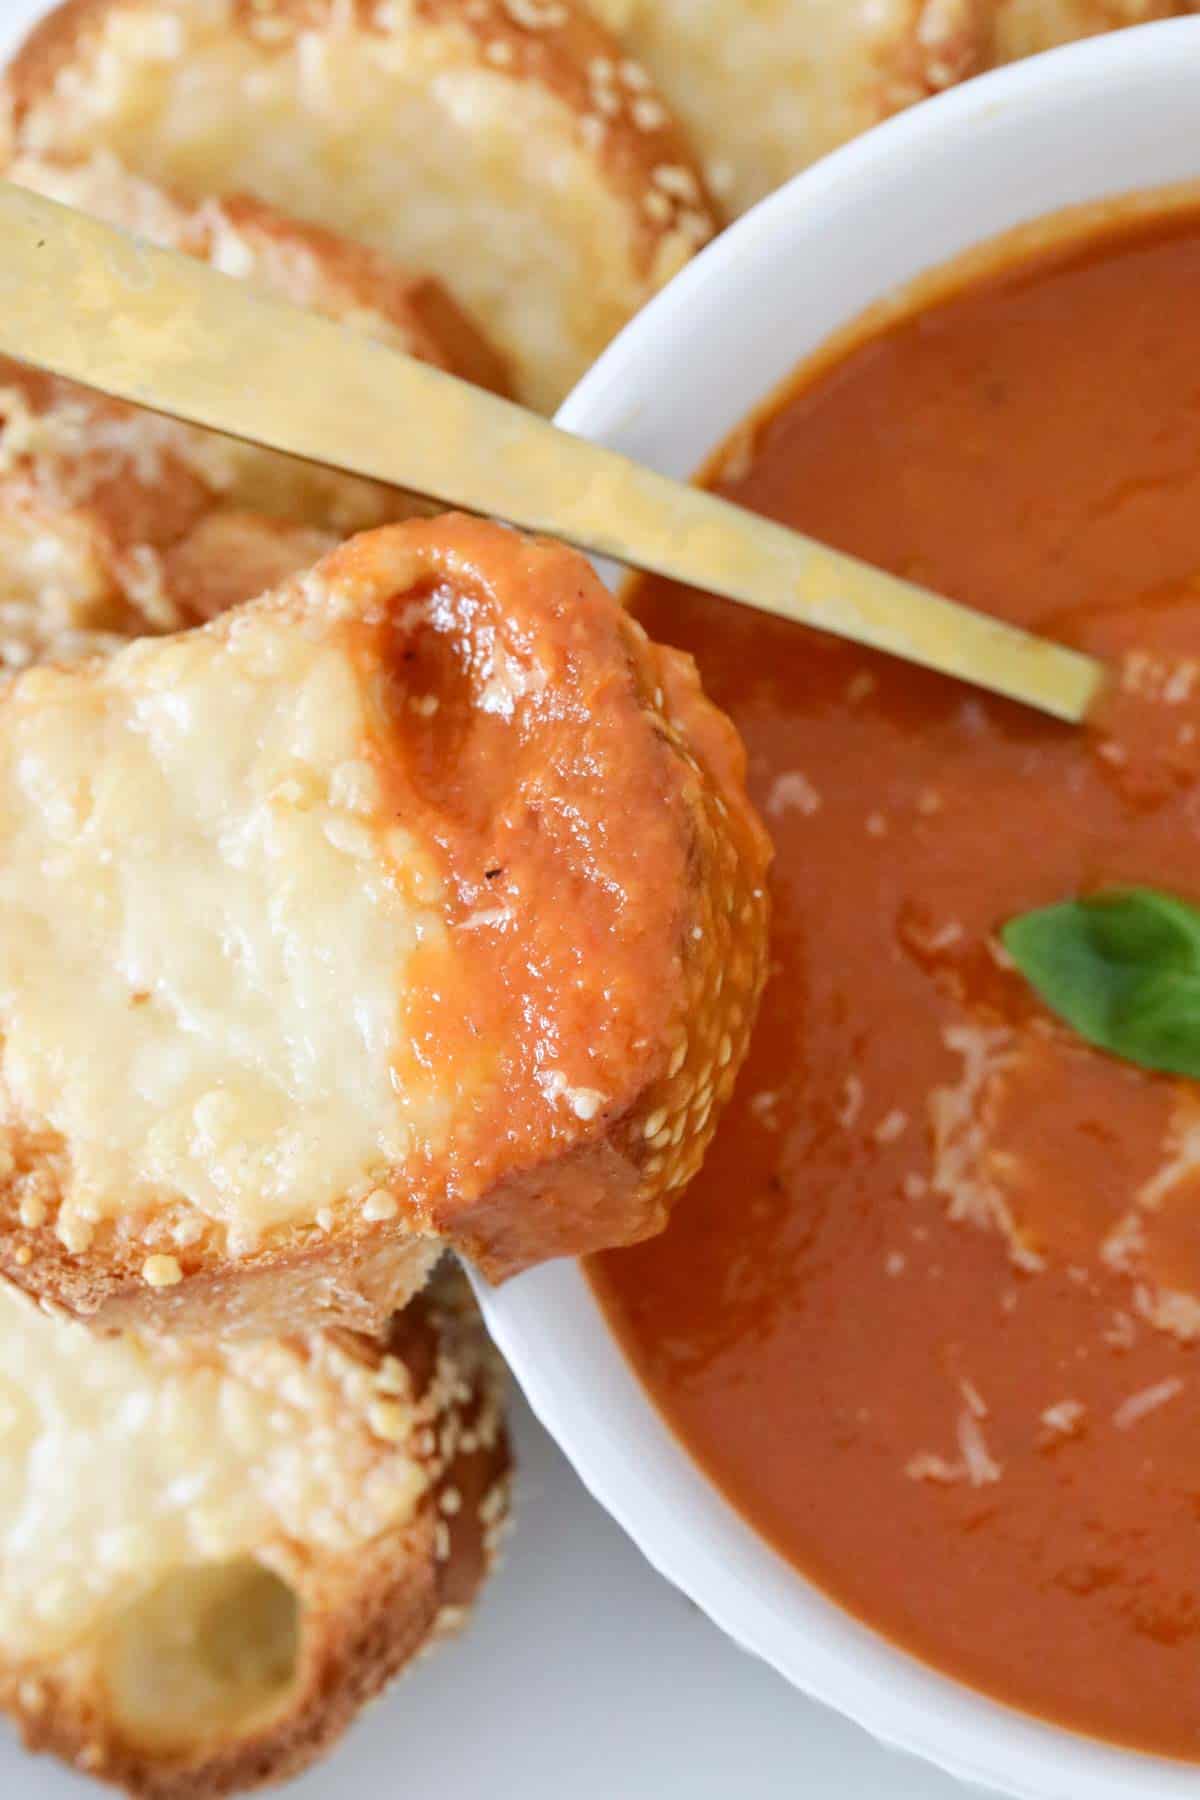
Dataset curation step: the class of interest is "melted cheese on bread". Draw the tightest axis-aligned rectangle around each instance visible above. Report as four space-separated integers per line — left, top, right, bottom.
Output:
0 580 448 1256
3 0 716 410
0 514 770 1333
0 1282 425 1660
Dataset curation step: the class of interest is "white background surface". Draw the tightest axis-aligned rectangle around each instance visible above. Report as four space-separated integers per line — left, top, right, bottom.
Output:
0 0 965 1792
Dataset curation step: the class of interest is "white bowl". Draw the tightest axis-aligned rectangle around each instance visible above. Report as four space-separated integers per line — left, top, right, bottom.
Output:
477 21 1200 1800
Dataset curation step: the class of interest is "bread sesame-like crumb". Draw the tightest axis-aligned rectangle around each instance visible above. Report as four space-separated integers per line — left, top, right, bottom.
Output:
56 1216 94 1256
17 1679 45 1714
632 96 668 132
478 1480 509 1525
375 1355 410 1396
141 1254 183 1289
368 1399 412 1443
363 1189 400 1223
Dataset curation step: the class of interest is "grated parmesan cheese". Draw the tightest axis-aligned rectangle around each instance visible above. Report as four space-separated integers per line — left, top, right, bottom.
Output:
928 1023 1043 1271
836 1074 864 1130
1113 1377 1184 1431
906 1406 1002 1488
765 770 821 818
956 1409 1002 1485
1040 1399 1086 1436
959 1378 987 1420
1134 1285 1200 1344
1103 1310 1137 1351
902 917 964 956
1102 1096 1200 1341
873 1109 908 1145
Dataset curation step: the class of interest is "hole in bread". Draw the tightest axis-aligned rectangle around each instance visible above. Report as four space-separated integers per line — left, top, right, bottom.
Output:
102 1559 301 1751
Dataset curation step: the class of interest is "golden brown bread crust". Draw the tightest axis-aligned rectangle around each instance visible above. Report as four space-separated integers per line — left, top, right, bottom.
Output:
0 515 770 1335
0 357 339 664
582 0 994 217
1 0 719 409
0 1266 512 1800
874 0 995 112
405 0 717 278
9 1213 443 1341
4 0 716 274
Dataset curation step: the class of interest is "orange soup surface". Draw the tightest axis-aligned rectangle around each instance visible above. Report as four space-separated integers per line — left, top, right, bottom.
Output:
591 206 1200 1757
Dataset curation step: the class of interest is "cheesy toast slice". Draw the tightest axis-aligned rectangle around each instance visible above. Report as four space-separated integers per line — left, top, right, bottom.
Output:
0 1265 510 1799
3 0 718 411
0 514 770 1335
584 0 993 215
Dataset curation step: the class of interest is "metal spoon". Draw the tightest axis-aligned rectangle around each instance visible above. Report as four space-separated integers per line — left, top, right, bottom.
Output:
0 180 1104 723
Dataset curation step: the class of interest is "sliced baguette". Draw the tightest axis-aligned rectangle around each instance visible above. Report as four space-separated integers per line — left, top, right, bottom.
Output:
584 0 994 216
0 1263 511 1800
0 513 771 1336
0 151 511 675
0 360 339 672
2 0 718 412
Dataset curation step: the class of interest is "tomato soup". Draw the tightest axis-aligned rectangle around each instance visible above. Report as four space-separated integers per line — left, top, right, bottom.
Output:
591 208 1200 1757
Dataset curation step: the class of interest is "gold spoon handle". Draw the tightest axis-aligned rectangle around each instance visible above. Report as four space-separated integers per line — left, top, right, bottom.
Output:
0 180 1104 723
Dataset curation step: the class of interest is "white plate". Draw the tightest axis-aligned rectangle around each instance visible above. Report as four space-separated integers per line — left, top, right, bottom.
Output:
0 3 966 1795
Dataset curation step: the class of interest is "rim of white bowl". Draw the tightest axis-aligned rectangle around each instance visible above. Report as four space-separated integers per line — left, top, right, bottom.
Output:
478 20 1200 1800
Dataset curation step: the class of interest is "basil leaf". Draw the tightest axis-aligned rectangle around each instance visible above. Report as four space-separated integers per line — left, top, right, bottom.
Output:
1001 888 1200 1079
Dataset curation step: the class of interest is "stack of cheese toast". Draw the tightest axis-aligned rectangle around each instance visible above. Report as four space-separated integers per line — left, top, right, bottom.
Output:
0 1 1187 1794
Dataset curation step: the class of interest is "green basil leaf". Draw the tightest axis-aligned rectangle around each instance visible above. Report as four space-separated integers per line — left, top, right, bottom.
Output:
1001 888 1200 1079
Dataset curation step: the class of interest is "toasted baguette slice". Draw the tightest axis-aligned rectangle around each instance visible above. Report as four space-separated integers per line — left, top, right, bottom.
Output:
0 151 512 676
0 361 338 671
2 0 718 411
993 0 1192 60
0 514 771 1336
0 1263 511 1800
583 0 994 215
